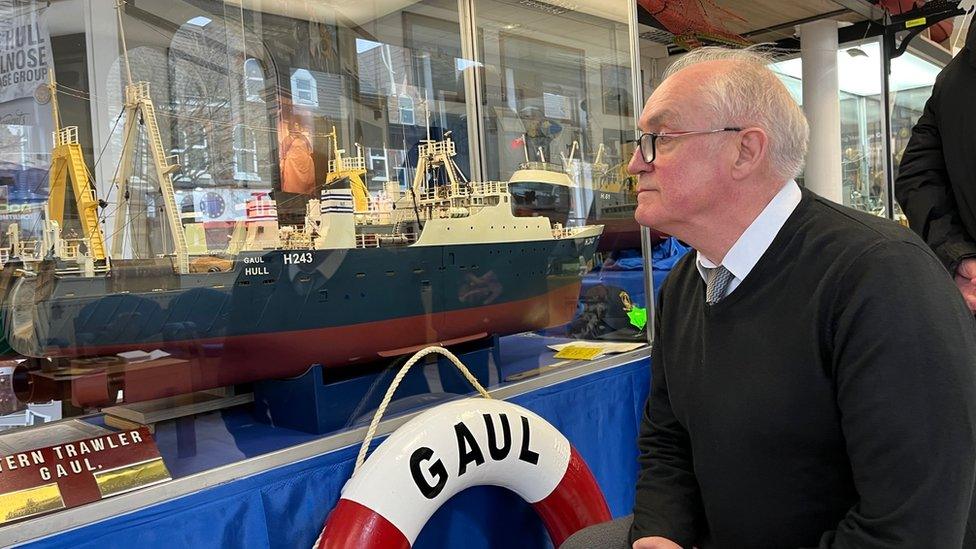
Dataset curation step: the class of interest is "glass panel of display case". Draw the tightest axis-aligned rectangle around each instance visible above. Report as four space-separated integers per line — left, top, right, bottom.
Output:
888 49 940 225
474 0 651 339
769 41 942 219
0 0 645 516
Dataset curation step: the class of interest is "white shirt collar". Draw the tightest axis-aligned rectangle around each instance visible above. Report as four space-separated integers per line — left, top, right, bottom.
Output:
696 180 802 291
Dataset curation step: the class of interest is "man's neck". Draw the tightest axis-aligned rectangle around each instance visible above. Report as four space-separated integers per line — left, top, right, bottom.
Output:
681 180 784 264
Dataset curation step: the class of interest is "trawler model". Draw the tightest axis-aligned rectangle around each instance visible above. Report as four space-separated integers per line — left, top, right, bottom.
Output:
5 128 603 395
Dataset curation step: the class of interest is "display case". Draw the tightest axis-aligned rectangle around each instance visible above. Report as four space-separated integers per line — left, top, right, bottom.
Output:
770 38 942 220
0 0 649 536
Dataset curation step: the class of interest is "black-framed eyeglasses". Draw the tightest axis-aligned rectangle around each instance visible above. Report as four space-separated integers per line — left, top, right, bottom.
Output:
633 127 742 164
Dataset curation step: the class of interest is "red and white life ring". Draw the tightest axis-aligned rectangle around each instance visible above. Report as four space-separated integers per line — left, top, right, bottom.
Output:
315 398 612 548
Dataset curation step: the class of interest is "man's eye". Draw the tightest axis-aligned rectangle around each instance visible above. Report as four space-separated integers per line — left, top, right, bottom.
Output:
657 135 673 145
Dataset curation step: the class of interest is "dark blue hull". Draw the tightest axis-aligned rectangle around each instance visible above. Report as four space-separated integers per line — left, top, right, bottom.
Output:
9 235 600 364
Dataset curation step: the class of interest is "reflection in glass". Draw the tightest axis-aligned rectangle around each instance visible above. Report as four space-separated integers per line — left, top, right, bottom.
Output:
770 42 940 219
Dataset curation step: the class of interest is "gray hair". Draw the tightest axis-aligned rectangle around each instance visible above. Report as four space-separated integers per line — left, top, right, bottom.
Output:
663 47 809 180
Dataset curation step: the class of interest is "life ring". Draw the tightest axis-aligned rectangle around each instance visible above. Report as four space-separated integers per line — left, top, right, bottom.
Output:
315 398 612 548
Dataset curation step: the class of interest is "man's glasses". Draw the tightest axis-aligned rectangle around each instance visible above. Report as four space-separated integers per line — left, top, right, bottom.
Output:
634 127 742 164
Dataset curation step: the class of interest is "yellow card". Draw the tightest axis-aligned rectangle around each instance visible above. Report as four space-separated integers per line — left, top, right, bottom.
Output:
905 17 927 28
553 345 604 360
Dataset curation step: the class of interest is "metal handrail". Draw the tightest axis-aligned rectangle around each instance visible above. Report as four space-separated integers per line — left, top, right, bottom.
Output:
329 157 366 172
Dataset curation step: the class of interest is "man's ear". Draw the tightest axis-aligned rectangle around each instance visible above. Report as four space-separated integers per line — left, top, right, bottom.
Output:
730 128 768 181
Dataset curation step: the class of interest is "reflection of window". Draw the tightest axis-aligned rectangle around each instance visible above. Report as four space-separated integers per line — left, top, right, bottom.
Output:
399 95 415 125
0 125 31 168
233 125 260 181
291 69 318 106
244 58 265 102
174 129 212 181
368 148 389 183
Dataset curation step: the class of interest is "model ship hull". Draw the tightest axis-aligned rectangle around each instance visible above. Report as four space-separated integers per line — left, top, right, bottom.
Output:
7 235 599 374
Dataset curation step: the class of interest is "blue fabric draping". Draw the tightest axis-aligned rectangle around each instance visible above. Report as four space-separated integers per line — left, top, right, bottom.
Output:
20 357 649 549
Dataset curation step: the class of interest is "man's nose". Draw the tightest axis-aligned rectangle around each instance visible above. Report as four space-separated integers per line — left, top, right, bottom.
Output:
627 146 648 176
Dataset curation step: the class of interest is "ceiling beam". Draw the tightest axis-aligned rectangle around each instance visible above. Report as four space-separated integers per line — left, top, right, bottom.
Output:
741 8 850 39
830 0 885 22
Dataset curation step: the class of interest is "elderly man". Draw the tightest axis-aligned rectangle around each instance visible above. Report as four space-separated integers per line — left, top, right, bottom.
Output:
562 47 976 549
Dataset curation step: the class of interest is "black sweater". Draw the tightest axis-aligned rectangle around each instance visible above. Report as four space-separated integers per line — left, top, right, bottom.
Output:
631 189 976 548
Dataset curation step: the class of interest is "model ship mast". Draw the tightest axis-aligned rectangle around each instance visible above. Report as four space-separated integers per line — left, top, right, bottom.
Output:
110 0 189 274
409 103 467 198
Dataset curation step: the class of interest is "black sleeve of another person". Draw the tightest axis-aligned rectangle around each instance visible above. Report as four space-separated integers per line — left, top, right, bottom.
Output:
630 281 706 547
894 75 976 272
818 241 976 548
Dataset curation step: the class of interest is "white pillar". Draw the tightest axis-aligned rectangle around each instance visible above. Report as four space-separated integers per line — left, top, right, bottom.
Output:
798 20 843 204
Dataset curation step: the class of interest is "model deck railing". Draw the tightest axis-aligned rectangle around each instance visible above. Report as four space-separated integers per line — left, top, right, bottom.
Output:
329 156 366 173
58 239 86 260
519 161 565 173
419 139 456 159
53 126 79 147
552 225 592 239
419 181 509 202
17 240 42 261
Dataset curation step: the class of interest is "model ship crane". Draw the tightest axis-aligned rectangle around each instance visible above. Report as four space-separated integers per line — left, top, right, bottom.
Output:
44 71 108 270
109 0 189 274
325 127 370 214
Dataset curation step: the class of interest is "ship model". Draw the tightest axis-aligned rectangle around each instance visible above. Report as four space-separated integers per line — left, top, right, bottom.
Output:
4 102 603 403
0 2 603 406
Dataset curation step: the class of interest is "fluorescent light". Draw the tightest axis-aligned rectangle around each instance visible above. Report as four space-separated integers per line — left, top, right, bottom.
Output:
455 58 484 71
769 42 941 98
187 16 212 27
356 39 382 53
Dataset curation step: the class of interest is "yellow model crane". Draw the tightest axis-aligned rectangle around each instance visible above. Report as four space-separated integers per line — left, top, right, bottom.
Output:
45 72 107 262
325 126 369 213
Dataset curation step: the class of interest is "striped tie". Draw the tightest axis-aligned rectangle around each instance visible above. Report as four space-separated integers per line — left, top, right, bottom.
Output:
705 265 733 304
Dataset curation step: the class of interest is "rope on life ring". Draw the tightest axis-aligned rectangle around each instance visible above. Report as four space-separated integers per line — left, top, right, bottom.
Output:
314 346 612 548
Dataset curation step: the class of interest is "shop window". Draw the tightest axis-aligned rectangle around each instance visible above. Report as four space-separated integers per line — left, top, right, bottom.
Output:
368 148 390 183
291 69 319 106
398 95 416 125
244 58 266 103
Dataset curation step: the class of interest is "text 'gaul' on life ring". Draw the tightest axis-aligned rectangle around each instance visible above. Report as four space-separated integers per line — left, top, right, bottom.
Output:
315 398 612 548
